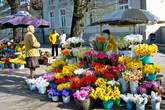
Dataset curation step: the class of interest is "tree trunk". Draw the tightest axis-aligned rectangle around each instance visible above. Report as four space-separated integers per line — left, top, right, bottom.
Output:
70 0 90 37
7 0 21 41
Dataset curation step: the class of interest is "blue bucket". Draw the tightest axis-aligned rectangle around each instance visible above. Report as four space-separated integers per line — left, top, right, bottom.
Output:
126 101 133 110
147 73 157 81
0 64 5 69
15 64 21 69
9 63 15 69
140 55 151 64
102 100 113 109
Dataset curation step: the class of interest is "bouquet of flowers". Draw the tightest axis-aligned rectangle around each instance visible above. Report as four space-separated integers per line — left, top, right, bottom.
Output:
74 68 86 76
51 59 67 69
62 88 72 97
26 78 36 85
55 77 71 84
124 34 143 44
91 37 107 51
73 86 93 100
133 44 158 56
150 91 161 103
79 61 88 68
143 64 163 74
133 94 148 105
57 82 71 91
62 64 81 76
82 75 97 86
116 36 131 50
112 64 126 78
107 80 120 87
85 50 98 63
35 76 49 89
110 53 122 66
71 77 84 90
120 93 135 102
43 73 55 82
95 53 108 64
122 70 143 83
45 66 54 73
62 37 84 48
83 69 96 76
61 49 72 59
48 89 62 96
75 47 91 61
0 61 5 64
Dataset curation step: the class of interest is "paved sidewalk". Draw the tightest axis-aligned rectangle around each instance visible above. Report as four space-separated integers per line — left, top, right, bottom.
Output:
0 52 165 110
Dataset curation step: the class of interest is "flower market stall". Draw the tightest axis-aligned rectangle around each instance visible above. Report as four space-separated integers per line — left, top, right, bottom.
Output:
25 36 163 110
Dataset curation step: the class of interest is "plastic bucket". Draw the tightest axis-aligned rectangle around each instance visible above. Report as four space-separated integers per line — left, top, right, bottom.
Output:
102 100 113 109
147 73 157 81
126 101 133 110
140 55 151 64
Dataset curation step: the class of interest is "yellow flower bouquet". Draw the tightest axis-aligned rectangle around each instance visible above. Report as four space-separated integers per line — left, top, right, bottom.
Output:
61 49 72 59
133 44 158 56
62 64 81 76
143 64 163 74
0 61 5 64
51 59 67 69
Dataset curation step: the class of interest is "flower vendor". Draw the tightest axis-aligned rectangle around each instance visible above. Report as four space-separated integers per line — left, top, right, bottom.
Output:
49 29 60 56
103 29 118 52
24 25 40 79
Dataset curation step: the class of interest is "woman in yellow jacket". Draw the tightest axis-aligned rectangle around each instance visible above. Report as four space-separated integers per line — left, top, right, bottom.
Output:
103 29 118 53
49 29 60 56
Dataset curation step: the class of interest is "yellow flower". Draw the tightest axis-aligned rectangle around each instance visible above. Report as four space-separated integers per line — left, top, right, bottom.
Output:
64 82 71 89
143 64 163 74
55 73 64 79
57 83 64 91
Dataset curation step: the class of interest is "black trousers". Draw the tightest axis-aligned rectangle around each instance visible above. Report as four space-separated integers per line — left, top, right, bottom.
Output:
52 44 58 56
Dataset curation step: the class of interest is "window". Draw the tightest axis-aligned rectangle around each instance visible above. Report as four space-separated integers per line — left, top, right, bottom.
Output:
118 0 129 10
60 9 66 27
49 0 53 5
50 12 55 28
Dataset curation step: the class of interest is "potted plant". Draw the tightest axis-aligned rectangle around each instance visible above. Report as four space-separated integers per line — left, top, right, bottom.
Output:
62 88 72 103
133 94 148 110
35 77 49 94
150 91 161 110
25 78 37 91
61 49 73 64
48 89 61 102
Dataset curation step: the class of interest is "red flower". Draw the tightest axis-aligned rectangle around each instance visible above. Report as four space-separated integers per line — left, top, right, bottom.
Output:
55 77 71 84
55 69 62 73
71 82 84 89
83 75 97 85
103 72 117 79
91 62 100 67
79 61 87 66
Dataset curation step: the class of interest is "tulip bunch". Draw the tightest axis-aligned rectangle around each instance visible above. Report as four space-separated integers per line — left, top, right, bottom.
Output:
91 37 107 51
61 49 72 59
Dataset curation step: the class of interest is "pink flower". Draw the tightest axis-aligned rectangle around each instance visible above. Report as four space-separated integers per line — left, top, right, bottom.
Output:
137 86 147 93
83 70 96 76
96 53 108 59
90 50 98 55
85 51 92 58
43 73 55 81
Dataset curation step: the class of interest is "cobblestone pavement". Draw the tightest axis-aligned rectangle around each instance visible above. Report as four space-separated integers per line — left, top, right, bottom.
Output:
0 50 165 110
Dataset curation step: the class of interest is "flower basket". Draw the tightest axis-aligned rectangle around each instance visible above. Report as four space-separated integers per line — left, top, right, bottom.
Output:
74 97 95 110
119 78 128 94
151 102 160 110
102 100 113 109
130 81 138 94
9 63 15 69
0 64 5 69
140 55 151 64
52 96 59 102
38 87 46 94
126 101 133 110
29 84 36 91
136 104 145 110
147 73 157 81
62 96 70 103
114 98 120 106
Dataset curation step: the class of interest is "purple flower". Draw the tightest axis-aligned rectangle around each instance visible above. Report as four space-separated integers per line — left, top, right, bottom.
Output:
62 88 72 97
50 84 57 90
48 89 62 96
73 88 90 100
43 73 55 81
137 86 147 94
143 81 152 88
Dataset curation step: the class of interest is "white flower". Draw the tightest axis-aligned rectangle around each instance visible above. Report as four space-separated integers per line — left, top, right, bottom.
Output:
35 76 49 88
107 80 120 86
26 78 36 85
74 68 85 75
150 91 161 103
124 34 143 43
133 94 148 104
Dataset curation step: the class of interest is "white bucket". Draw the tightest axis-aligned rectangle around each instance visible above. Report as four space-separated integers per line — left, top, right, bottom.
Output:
29 84 36 91
151 102 160 110
62 96 70 103
38 87 46 94
136 104 145 110
52 96 59 102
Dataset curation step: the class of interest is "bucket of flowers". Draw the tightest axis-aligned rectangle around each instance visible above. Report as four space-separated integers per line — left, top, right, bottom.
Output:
61 49 73 64
73 86 94 110
133 44 158 64
150 91 161 110
62 88 72 103
143 64 163 81
25 78 37 91
133 94 148 110
35 77 49 94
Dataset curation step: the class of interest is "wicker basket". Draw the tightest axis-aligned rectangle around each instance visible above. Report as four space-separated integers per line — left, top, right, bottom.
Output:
74 97 95 110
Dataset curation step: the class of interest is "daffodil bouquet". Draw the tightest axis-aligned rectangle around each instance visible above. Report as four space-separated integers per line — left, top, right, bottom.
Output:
91 37 107 51
61 49 72 59
143 64 163 74
133 44 158 56
51 59 67 69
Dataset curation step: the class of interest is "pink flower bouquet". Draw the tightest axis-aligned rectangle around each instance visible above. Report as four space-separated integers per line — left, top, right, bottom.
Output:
43 73 55 81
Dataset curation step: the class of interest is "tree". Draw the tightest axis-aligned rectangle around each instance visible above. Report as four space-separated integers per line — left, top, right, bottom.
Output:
70 0 91 37
6 0 21 40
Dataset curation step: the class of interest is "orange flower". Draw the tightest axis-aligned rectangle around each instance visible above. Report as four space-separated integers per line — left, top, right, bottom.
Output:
96 37 106 43
61 49 72 55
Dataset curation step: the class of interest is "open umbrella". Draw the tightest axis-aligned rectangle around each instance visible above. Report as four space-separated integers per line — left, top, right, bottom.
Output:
90 8 163 33
3 16 50 28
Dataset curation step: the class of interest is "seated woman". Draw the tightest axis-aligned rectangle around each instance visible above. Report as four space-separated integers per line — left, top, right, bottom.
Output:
103 29 118 53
